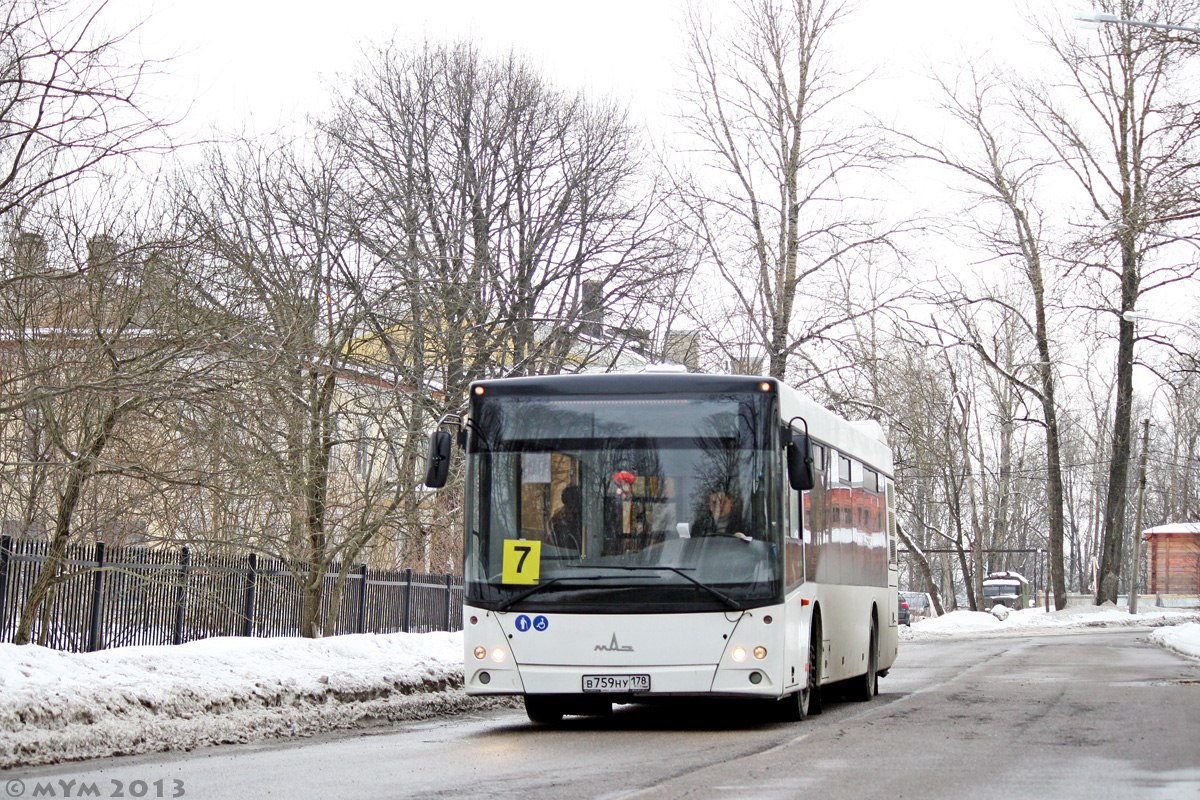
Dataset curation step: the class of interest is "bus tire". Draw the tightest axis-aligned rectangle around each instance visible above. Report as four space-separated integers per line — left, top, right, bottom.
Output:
778 621 822 721
776 686 808 722
808 620 824 715
524 695 565 725
850 616 877 702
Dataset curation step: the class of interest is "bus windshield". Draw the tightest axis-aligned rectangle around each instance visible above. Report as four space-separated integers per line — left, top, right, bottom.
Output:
463 393 782 612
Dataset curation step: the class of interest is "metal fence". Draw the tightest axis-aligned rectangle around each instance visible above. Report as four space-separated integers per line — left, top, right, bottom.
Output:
0 535 463 653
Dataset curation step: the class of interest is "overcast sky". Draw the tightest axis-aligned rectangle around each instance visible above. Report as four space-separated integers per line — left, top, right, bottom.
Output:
107 0 1197 327
106 0 1041 141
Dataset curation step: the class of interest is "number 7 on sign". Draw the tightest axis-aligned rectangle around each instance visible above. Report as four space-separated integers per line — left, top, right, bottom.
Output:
502 539 541 585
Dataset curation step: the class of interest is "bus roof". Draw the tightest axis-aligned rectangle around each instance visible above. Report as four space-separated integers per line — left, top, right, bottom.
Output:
469 372 894 477
470 372 773 396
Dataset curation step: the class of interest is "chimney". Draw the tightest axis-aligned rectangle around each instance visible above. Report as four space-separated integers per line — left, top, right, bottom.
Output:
11 231 47 275
580 280 604 338
87 234 119 274
664 330 700 370
728 341 764 375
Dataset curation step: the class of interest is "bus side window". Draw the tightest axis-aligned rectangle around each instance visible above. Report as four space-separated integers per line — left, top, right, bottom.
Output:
803 444 827 582
785 483 803 587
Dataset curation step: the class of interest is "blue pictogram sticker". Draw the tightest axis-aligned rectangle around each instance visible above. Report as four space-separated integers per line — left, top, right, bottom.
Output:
515 614 532 632
533 615 549 631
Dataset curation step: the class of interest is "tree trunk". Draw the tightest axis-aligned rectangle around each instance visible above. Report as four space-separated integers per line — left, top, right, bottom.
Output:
13 404 122 645
1097 248 1139 604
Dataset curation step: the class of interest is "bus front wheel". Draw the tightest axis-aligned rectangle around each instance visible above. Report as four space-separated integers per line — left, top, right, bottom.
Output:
776 686 809 722
778 623 822 721
524 695 564 725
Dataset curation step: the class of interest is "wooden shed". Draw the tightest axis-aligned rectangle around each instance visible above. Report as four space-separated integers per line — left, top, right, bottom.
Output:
1143 523 1200 598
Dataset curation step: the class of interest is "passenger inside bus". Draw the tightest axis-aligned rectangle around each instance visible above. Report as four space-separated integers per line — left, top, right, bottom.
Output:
549 484 583 552
691 488 749 539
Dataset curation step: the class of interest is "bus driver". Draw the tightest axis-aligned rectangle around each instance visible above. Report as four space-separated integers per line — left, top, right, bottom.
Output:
692 488 749 540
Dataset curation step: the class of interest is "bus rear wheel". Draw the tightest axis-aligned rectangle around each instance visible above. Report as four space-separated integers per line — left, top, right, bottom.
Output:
850 616 878 702
807 624 824 715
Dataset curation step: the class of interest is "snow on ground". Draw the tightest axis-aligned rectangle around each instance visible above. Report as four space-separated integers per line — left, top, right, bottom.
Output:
899 603 1200 648
2 606 1198 770
0 632 513 770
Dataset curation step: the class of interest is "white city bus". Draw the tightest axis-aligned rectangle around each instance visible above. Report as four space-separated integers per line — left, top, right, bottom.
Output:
425 371 899 723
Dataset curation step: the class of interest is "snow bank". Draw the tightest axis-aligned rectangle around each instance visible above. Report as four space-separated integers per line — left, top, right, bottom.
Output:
0 632 511 770
1150 622 1200 660
900 604 1200 641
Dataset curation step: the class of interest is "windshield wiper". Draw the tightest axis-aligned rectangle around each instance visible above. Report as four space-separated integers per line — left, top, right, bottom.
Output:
495 574 618 612
584 565 743 611
496 566 742 612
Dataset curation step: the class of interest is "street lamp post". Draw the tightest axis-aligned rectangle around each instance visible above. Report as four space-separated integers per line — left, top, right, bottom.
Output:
1076 11 1200 35
1037 547 1049 612
1122 309 1200 328
1129 418 1149 615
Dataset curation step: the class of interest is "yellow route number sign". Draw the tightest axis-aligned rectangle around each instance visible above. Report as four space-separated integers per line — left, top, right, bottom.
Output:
502 539 541 585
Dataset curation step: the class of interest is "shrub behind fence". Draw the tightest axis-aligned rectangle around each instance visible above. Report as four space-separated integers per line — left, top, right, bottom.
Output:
0 535 463 653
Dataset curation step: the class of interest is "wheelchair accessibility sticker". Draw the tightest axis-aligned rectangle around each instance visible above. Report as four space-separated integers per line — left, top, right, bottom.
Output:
514 614 549 633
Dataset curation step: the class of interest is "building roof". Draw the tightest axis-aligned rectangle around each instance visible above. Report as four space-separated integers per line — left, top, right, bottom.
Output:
1143 522 1200 535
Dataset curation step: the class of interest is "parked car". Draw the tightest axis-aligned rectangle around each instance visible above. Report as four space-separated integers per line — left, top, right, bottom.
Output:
898 595 911 626
899 591 936 622
982 571 1030 609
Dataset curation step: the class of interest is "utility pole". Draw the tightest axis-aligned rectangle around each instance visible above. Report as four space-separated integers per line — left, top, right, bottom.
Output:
1129 418 1150 615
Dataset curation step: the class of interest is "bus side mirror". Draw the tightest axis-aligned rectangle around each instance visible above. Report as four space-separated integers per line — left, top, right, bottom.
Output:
424 430 452 488
787 432 814 492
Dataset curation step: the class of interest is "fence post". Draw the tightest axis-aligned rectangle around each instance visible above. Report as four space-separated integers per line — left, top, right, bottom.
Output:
173 546 190 646
402 567 413 633
356 563 369 634
444 573 453 631
0 534 12 637
87 542 106 653
242 553 258 637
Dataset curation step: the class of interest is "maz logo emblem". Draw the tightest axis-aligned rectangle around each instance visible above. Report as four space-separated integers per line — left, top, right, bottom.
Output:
595 634 634 652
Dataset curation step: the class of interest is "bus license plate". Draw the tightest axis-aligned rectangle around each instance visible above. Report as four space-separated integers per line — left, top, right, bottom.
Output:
583 674 650 693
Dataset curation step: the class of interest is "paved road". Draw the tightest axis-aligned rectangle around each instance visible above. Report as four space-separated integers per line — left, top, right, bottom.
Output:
6 628 1199 799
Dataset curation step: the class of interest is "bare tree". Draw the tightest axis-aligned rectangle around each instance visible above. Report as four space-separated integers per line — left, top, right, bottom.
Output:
0 0 164 217
672 0 906 381
328 42 682 402
878 331 982 611
1 192 218 646
175 134 413 637
896 64 1073 609
1021 0 1200 603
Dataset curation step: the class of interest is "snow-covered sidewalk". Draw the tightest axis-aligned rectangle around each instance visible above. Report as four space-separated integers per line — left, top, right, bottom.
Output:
0 632 511 770
2 605 1197 770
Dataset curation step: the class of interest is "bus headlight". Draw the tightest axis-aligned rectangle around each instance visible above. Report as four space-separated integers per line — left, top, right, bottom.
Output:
474 646 487 660
732 645 769 662
490 648 507 663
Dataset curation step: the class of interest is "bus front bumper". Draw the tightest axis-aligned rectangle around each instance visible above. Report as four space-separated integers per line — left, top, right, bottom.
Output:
465 663 782 698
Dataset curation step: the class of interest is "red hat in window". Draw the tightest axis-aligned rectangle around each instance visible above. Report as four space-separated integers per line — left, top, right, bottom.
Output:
612 470 636 486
